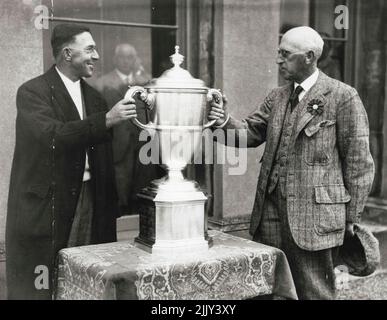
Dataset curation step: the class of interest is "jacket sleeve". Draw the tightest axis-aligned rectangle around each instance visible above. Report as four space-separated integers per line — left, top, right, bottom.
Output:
16 83 112 153
218 90 274 147
336 87 375 223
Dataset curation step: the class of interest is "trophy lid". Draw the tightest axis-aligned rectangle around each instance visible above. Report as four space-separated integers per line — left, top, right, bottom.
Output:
148 46 206 90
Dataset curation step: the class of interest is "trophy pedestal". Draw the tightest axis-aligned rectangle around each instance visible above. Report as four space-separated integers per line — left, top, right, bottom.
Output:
134 179 211 255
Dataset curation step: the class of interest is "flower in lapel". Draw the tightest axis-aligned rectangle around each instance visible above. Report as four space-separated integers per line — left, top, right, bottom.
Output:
307 98 325 116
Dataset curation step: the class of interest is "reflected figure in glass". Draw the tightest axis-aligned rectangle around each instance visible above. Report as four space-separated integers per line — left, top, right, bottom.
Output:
94 43 160 215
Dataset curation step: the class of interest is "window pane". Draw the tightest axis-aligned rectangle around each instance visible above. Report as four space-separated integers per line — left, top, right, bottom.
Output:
151 0 177 76
47 22 153 80
52 0 101 20
312 0 347 40
52 0 174 25
49 0 178 78
311 0 347 82
46 0 178 215
318 38 344 81
280 0 310 34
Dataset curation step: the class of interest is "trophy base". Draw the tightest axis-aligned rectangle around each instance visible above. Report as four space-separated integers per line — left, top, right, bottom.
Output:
134 179 211 255
135 237 210 256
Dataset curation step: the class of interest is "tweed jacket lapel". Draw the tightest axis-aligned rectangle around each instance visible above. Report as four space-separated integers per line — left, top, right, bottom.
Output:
293 71 331 140
267 83 293 156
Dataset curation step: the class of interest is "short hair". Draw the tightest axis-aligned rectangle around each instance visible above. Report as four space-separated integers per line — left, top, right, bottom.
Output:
51 24 91 58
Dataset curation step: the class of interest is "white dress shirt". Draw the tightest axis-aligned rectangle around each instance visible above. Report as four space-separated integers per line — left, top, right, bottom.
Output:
294 69 319 101
56 67 91 181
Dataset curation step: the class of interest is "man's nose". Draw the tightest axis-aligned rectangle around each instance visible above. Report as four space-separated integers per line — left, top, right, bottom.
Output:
276 56 284 65
92 50 100 60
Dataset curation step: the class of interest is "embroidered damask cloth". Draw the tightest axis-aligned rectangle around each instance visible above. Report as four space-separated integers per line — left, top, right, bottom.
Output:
55 230 297 300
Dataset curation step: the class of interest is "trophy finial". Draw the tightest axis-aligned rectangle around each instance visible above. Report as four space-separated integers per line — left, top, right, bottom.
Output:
170 45 184 68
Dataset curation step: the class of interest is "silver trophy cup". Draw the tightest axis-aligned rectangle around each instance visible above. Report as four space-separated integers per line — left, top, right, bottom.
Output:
125 46 223 255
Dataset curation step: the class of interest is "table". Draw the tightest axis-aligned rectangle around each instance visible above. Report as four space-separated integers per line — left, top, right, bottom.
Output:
55 230 297 300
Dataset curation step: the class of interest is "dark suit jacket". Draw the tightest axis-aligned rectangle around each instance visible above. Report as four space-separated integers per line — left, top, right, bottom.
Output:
222 71 375 251
5 65 119 299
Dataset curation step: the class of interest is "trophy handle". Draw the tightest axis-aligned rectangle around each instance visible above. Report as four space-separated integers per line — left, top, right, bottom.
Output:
204 88 224 129
125 86 156 130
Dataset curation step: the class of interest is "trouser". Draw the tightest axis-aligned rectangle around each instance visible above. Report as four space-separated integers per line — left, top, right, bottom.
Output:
253 180 339 300
67 181 93 247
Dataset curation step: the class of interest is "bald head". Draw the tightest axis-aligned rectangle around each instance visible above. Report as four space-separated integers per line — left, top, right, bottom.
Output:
277 26 324 83
282 26 324 60
113 43 138 74
115 43 137 57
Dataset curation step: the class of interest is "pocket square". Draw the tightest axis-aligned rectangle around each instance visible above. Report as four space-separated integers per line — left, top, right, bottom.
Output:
304 120 336 137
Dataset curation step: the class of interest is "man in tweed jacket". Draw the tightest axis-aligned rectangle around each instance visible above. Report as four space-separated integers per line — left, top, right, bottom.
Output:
209 26 374 299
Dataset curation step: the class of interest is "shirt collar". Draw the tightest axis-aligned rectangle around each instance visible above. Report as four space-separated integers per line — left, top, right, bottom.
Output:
115 68 132 82
55 66 81 89
294 69 319 93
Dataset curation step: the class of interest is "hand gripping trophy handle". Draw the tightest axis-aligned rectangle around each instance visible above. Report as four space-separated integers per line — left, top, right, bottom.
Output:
126 86 224 130
204 88 224 129
125 86 156 130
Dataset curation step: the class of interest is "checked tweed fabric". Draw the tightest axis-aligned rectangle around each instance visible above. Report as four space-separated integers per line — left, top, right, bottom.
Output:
254 184 339 299
223 71 374 251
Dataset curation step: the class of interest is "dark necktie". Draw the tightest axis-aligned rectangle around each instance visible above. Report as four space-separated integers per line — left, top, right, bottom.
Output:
289 85 303 111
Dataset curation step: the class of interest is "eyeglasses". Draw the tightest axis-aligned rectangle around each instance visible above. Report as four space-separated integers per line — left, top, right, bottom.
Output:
68 46 98 55
277 49 306 60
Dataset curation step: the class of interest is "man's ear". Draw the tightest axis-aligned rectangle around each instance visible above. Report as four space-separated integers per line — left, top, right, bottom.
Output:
63 47 72 62
305 51 315 65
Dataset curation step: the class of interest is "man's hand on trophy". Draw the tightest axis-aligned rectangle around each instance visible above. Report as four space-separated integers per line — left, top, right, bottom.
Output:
208 93 229 127
105 97 137 128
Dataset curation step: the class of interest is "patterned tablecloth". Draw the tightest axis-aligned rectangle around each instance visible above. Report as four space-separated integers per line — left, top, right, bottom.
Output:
55 230 297 300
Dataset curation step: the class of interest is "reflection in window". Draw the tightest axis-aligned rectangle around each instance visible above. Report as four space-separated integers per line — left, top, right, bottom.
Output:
49 0 177 79
311 0 346 81
317 32 342 81
151 0 176 77
46 0 177 215
52 0 155 23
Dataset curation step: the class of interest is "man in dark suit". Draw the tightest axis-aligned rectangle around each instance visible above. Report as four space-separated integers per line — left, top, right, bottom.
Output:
6 24 137 300
208 26 375 299
94 44 159 215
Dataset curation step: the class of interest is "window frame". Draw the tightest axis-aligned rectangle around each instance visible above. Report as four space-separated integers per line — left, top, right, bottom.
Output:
309 0 358 85
42 0 193 75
